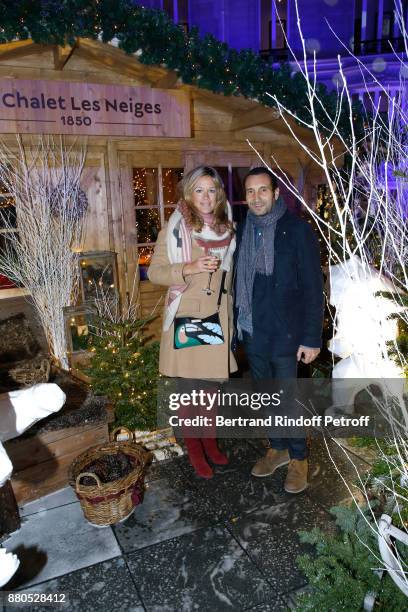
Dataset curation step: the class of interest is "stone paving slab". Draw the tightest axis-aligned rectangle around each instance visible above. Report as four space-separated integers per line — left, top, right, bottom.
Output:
305 438 371 510
228 496 334 595
144 455 186 484
125 524 278 612
2 436 364 610
3 502 121 589
19 487 77 518
187 460 284 522
177 438 264 480
4 558 144 612
113 470 216 552
254 438 372 509
244 599 290 611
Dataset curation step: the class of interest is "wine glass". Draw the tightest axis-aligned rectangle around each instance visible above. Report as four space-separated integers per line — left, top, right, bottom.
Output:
202 247 221 295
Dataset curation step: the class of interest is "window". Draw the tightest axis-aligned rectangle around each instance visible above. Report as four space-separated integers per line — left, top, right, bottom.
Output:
381 11 394 38
260 0 287 50
177 0 189 31
133 166 184 274
214 165 250 223
0 181 17 289
0 183 16 230
162 0 174 19
163 0 188 29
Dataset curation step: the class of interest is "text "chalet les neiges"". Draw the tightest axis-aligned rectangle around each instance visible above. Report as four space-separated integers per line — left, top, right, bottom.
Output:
1 91 162 118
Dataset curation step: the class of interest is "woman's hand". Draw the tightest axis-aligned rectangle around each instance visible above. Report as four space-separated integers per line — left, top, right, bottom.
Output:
183 256 219 276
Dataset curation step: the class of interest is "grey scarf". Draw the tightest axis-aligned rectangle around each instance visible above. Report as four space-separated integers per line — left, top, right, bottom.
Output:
236 197 287 337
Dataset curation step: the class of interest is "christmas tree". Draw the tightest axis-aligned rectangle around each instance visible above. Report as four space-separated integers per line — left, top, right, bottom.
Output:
85 313 160 431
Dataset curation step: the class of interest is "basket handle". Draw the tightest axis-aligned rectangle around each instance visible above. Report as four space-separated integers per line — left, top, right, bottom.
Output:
76 472 102 490
110 426 134 442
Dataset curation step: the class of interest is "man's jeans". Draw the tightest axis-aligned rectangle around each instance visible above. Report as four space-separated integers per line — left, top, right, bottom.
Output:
243 334 308 460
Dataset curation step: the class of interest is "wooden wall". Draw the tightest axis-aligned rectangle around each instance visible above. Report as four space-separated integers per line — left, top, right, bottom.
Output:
0 41 325 344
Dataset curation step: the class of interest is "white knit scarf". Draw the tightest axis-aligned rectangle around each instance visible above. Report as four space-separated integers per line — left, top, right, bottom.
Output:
163 204 236 331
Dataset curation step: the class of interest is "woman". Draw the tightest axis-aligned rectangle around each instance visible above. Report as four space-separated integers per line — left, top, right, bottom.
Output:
148 166 236 478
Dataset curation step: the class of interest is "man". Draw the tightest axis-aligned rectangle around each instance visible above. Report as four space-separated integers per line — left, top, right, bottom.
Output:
234 167 324 493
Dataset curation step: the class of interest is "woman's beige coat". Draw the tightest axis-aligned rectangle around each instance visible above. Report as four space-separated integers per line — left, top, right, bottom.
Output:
148 226 237 379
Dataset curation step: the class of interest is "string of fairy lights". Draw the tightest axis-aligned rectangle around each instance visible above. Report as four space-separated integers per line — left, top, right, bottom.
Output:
133 167 183 266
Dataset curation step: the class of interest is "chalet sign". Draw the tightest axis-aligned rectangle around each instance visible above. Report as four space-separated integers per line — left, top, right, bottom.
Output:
0 79 191 137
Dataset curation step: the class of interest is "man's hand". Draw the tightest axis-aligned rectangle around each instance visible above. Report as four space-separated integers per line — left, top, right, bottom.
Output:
297 345 320 364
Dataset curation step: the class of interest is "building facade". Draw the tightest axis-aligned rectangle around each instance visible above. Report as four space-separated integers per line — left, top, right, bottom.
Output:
136 0 407 105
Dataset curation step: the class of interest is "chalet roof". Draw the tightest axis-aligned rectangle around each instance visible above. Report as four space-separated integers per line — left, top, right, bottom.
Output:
0 38 316 143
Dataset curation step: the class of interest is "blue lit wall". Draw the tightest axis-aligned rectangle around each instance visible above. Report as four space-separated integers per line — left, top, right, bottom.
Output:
132 1 403 92
188 0 261 50
188 0 225 40
288 0 355 58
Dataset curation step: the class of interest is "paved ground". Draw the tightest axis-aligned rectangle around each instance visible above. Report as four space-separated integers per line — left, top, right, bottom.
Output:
2 438 371 611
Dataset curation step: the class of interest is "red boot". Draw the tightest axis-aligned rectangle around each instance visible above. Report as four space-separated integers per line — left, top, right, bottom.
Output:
202 438 229 465
184 437 213 479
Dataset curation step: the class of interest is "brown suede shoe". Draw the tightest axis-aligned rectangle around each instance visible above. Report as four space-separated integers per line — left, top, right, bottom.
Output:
251 448 290 477
284 459 308 493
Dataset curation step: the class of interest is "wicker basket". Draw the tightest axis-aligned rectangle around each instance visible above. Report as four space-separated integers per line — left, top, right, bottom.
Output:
69 427 152 527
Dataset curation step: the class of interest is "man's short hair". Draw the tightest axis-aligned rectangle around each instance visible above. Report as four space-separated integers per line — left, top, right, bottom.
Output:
244 167 279 190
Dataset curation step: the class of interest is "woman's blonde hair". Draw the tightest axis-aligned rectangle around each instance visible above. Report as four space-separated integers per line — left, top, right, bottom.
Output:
180 166 231 233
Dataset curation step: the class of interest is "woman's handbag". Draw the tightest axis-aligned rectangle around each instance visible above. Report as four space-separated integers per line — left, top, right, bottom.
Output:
174 271 227 349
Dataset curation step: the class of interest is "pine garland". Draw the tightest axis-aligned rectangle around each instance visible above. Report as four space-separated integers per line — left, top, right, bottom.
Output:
0 0 364 141
295 438 408 610
295 504 408 611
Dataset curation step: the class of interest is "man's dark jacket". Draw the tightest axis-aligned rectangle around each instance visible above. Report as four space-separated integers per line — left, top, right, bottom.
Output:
233 209 324 357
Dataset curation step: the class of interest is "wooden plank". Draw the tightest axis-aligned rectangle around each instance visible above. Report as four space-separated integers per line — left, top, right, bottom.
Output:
231 106 280 131
0 78 191 138
139 284 166 297
53 45 75 71
5 424 109 472
125 150 183 167
0 288 30 300
116 139 252 153
9 424 109 504
119 162 138 303
0 64 145 87
4 421 106 454
0 40 47 62
184 150 257 172
107 141 127 308
81 157 111 252
140 281 165 294
75 38 167 82
0 480 20 537
152 71 179 89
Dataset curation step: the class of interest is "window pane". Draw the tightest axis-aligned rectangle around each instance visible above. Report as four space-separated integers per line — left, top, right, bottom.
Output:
135 208 160 244
276 19 287 49
232 167 250 203
67 312 93 352
232 204 248 224
138 245 155 280
213 166 229 197
0 180 16 229
133 168 158 207
164 206 176 221
162 168 183 205
382 12 393 37
178 0 188 23
163 0 173 19
138 246 154 266
80 255 116 303
260 0 271 49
